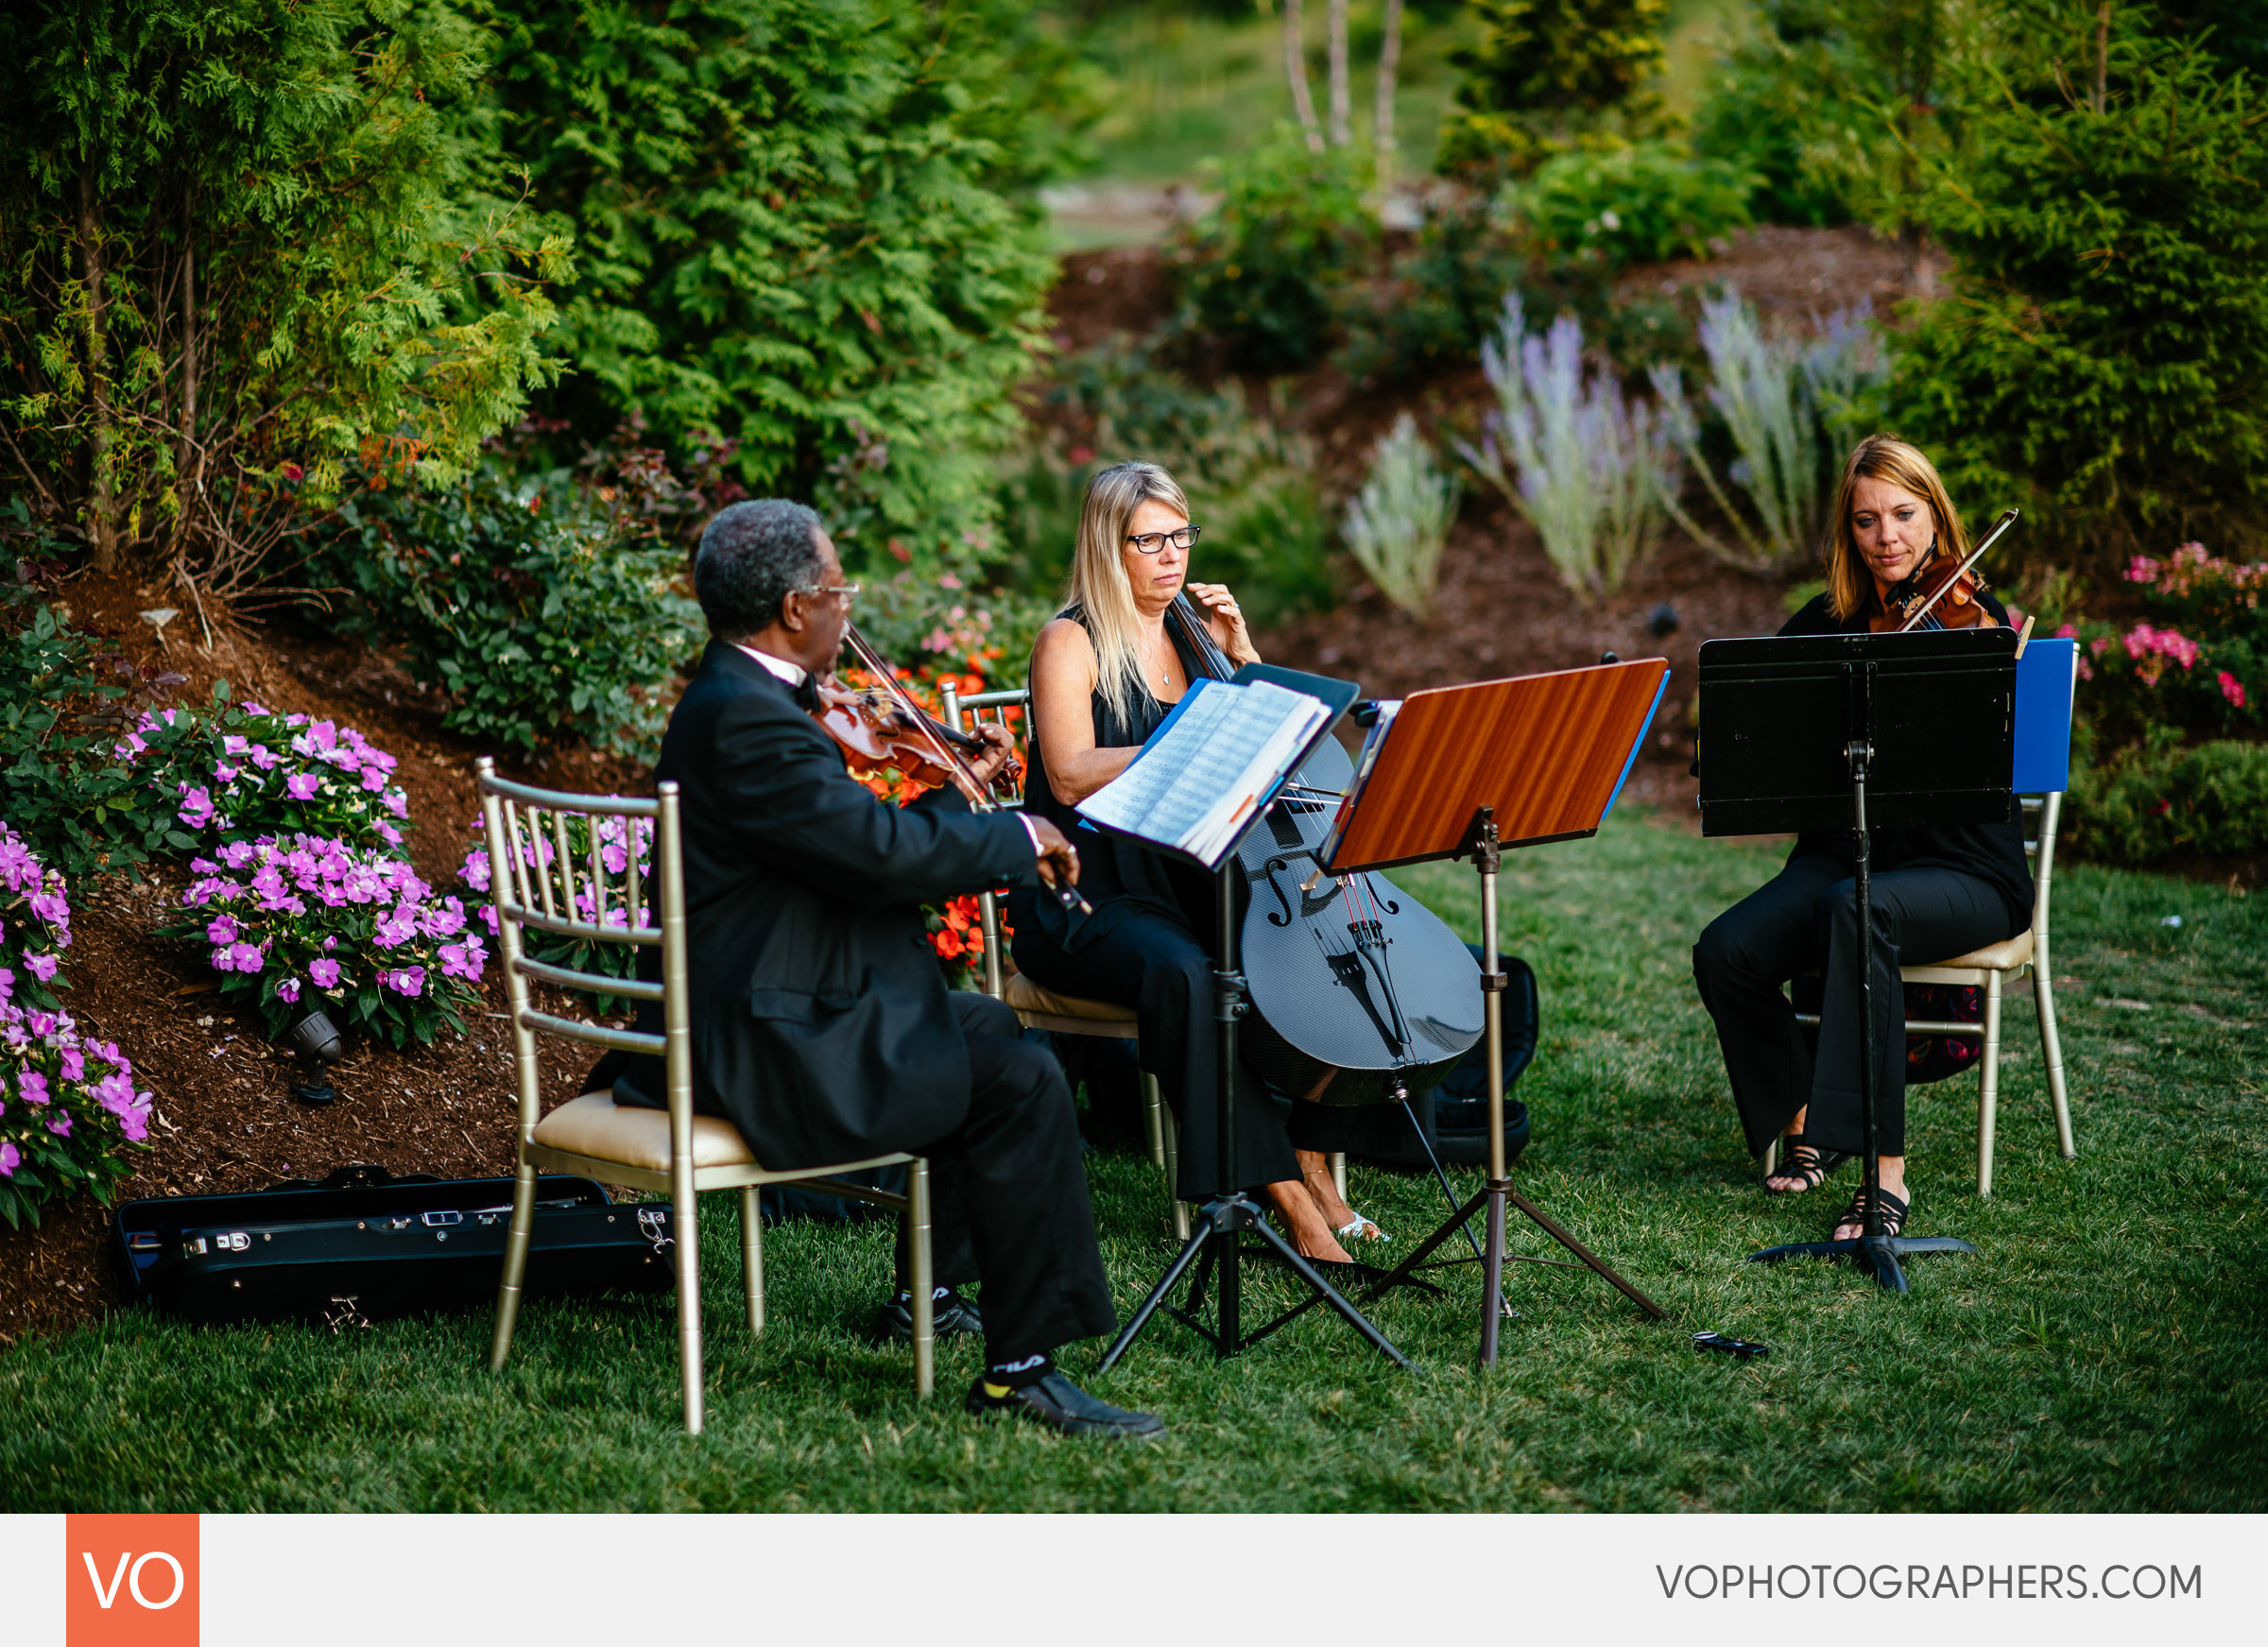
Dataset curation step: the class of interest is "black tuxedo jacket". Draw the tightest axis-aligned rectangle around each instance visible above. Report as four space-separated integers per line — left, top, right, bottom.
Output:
614 641 1037 1169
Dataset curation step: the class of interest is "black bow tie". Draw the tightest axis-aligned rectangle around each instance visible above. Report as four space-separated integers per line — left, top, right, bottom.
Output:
788 671 821 713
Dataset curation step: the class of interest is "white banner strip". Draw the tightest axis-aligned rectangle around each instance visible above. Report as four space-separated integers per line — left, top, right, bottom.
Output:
8 1512 2264 1646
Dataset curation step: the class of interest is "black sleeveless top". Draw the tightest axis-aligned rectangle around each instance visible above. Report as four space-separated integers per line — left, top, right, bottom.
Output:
1007 607 1214 952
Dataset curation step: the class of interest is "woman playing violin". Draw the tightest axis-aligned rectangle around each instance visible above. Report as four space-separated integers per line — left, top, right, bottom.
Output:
1691 436 2033 1243
1009 460 1382 1263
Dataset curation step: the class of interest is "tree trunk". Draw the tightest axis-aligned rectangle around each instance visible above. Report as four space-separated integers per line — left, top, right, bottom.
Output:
1283 0 1324 155
175 185 200 559
1326 0 1350 148
78 165 119 573
2094 2 2110 115
1375 0 1404 204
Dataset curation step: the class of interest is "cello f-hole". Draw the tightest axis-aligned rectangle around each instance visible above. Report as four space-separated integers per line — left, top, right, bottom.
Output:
1263 857 1297 928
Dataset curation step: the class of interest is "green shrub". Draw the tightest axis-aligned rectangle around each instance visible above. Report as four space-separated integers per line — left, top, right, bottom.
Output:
0 590 185 884
995 341 1335 631
1503 142 1755 271
1169 138 1374 374
486 0 1067 577
1336 191 1528 386
2068 732 2268 864
1877 26 2268 557
314 467 701 760
1690 19 1852 227
1439 0 1671 178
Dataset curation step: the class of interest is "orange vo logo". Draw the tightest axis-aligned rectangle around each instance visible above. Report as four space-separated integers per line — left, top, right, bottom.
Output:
66 1516 198 1646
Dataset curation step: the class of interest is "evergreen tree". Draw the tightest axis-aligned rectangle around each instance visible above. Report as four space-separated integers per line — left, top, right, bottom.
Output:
0 0 568 583
1437 0 1671 177
1881 20 2268 558
484 0 1074 575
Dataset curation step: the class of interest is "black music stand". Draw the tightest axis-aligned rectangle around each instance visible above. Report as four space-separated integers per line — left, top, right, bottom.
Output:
1325 663 1674 1365
1698 627 2016 1292
1095 664 1413 1372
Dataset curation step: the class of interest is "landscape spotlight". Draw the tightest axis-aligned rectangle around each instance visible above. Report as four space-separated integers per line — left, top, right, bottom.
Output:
282 1007 344 1107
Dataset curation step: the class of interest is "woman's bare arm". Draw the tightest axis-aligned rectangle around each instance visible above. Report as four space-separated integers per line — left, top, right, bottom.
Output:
1032 617 1143 807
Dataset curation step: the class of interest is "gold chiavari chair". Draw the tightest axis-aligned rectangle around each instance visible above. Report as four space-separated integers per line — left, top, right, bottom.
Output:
477 759 934 1435
1773 791 2077 1198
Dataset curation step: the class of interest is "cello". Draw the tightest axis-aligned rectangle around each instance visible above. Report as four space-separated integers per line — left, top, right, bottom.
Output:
1165 594 1484 1107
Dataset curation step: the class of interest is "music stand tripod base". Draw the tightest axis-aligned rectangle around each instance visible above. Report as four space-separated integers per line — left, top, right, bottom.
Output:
1747 1233 1978 1294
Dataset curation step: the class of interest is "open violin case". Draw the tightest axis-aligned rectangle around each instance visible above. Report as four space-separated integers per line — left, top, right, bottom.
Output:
111 1163 676 1327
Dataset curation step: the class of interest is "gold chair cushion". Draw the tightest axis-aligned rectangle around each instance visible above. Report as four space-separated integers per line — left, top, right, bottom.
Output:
1913 928 2036 973
1002 971 1140 1024
529 1091 757 1172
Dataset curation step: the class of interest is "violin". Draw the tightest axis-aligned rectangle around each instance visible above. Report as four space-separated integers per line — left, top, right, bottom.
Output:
816 620 1086 916
815 676 1020 798
1871 508 2020 633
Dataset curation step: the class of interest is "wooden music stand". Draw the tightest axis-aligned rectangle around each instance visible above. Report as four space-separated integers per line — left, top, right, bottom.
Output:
1326 661 1675 1365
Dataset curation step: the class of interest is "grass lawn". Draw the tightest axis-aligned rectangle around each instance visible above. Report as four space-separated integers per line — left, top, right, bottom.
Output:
4 811 2263 1512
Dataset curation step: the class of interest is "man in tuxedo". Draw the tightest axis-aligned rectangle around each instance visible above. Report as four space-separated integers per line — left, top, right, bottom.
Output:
614 498 1160 1440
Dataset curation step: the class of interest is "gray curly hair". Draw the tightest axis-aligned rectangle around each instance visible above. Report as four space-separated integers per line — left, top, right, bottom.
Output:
694 499 826 640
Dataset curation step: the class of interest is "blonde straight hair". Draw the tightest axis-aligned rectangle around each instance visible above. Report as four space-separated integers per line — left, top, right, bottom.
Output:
1064 460 1193 728
1826 435 1969 621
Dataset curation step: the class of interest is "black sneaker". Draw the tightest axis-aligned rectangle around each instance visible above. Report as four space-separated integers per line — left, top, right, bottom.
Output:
964 1371 1165 1440
873 1286 983 1342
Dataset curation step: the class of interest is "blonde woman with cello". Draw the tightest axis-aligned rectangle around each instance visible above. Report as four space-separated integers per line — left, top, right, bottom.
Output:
1010 461 1383 1264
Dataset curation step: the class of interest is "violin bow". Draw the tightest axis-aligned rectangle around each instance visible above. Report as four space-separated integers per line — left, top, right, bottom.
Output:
1898 507 2020 632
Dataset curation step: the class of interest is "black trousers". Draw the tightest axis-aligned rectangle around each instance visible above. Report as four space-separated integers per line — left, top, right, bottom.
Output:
1013 909 1303 1200
1692 856 2015 1159
894 991 1118 1365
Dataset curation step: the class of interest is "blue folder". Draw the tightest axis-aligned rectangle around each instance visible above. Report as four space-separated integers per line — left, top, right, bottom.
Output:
2012 638 2076 795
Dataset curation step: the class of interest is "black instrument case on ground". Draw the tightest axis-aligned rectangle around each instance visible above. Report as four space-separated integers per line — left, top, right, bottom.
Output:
112 1164 675 1326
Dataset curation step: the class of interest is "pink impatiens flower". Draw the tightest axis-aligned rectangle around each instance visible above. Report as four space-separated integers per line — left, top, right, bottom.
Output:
2219 671 2248 710
0 1141 17 1177
308 958 342 988
24 952 58 983
285 771 322 800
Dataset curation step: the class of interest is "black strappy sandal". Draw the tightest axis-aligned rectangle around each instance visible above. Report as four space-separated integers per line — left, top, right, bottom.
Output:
1831 1184 1910 1242
1762 1133 1847 1194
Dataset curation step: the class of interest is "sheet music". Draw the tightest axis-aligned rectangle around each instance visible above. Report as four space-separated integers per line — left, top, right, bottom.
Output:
1078 678 1331 866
